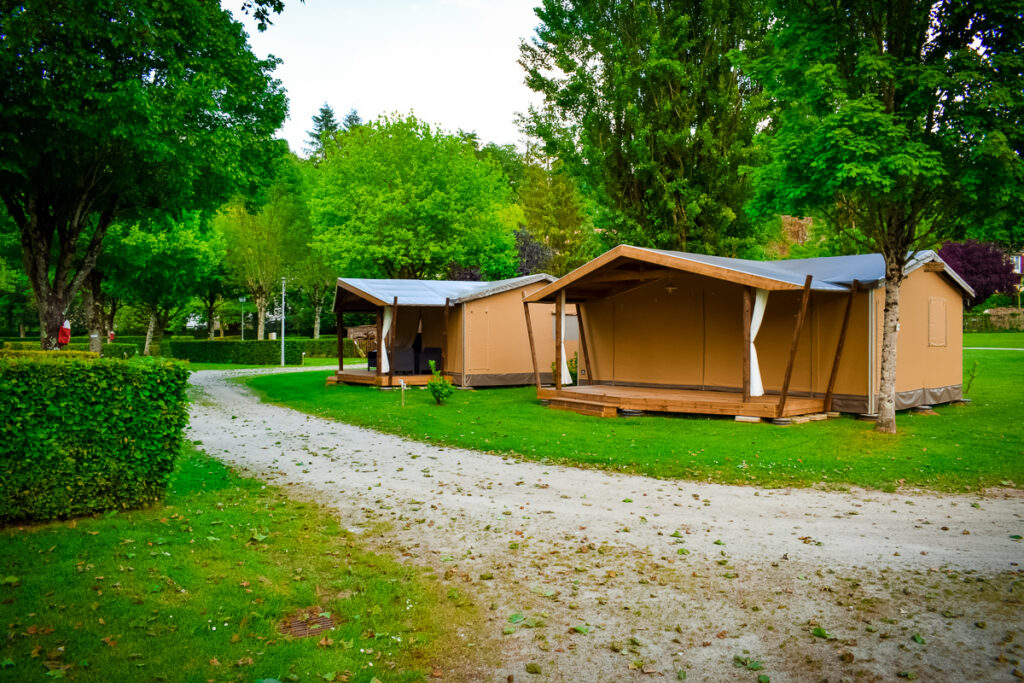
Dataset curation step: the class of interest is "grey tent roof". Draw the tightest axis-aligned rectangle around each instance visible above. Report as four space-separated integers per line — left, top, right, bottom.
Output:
527 245 974 302
334 273 556 310
636 247 972 295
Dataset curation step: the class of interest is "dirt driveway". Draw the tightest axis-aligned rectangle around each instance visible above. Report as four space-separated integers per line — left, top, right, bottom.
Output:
188 369 1024 681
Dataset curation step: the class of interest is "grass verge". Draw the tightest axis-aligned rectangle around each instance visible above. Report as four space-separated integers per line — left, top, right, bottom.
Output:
0 448 476 682
963 331 1024 348
243 349 1022 493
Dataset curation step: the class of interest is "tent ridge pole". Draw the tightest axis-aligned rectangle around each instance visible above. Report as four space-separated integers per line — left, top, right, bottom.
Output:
555 291 564 391
577 302 593 386
777 275 813 417
824 280 859 412
742 287 753 402
442 297 450 376
387 296 397 388
522 293 541 391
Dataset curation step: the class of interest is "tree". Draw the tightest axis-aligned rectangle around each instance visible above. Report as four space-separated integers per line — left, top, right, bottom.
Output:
306 103 341 159
519 0 769 255
0 0 286 349
520 150 597 275
105 214 225 355
311 114 519 280
744 1 1024 432
215 153 308 340
937 241 1018 309
342 108 363 131
281 159 335 338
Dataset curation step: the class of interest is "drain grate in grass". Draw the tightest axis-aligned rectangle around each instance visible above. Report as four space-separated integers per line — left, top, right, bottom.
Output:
278 605 337 638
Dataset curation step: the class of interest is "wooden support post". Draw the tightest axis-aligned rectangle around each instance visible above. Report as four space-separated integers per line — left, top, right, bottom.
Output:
824 280 859 412
442 297 450 375
777 275 813 417
375 308 383 378
742 287 753 402
577 305 593 385
522 294 541 391
387 296 397 388
555 290 564 391
336 311 344 373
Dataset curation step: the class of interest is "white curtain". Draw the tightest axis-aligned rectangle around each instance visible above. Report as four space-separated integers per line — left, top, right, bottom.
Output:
749 289 769 397
559 292 573 385
380 307 394 373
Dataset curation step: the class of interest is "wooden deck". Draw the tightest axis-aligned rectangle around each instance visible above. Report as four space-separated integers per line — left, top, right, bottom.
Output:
327 369 447 387
538 384 825 419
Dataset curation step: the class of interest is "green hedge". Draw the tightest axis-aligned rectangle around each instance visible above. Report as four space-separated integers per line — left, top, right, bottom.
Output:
3 342 139 359
0 349 99 360
0 356 191 522
301 337 358 357
169 339 305 364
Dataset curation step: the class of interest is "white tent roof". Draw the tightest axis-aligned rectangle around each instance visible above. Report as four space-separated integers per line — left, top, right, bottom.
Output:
334 273 556 309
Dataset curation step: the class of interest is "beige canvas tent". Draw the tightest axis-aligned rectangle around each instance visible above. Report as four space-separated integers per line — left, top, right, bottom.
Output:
329 274 579 388
523 245 973 419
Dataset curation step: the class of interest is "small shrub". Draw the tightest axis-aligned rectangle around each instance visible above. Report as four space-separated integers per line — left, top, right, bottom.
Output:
427 360 455 405
550 352 579 384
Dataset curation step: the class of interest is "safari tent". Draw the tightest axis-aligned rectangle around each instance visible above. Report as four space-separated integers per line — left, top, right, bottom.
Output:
329 274 579 388
523 245 973 419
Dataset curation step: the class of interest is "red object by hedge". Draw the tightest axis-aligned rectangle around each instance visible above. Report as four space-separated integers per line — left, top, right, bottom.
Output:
57 320 71 346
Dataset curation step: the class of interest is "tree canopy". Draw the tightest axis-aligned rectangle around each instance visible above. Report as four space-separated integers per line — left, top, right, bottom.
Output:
0 0 287 347
744 0 1024 431
938 240 1019 308
311 114 519 280
520 0 770 255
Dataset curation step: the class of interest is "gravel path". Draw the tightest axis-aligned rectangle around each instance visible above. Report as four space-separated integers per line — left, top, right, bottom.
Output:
188 369 1024 682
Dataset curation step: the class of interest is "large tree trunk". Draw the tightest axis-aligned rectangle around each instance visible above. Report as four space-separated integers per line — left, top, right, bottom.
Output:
37 300 64 350
19 324 26 338
875 261 905 434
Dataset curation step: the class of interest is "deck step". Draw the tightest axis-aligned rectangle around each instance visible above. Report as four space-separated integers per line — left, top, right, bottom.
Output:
547 397 618 418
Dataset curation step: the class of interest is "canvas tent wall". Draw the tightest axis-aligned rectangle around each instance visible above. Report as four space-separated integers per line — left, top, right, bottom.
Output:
331 274 578 387
525 245 972 416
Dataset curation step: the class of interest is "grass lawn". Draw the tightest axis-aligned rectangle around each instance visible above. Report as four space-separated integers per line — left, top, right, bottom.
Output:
0 448 475 682
185 357 365 371
244 348 1023 493
963 330 1024 348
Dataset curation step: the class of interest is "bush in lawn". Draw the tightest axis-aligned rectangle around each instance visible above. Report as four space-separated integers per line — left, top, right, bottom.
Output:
426 360 455 405
169 339 305 364
550 352 579 384
0 355 191 522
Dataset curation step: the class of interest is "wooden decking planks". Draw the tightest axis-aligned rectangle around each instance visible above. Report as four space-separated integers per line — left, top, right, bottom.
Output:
330 370 443 387
538 385 824 419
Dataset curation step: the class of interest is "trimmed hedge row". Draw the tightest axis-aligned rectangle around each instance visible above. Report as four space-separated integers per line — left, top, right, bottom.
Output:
169 339 306 364
2 342 139 359
0 349 99 360
168 338 357 364
0 356 191 522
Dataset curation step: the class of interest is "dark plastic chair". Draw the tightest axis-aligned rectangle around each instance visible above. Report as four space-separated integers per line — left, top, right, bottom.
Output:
367 350 377 370
418 347 442 374
392 347 416 374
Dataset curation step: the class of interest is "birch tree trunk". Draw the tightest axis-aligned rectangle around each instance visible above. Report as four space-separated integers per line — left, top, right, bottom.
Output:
143 310 158 356
255 293 267 340
875 263 904 434
312 302 322 340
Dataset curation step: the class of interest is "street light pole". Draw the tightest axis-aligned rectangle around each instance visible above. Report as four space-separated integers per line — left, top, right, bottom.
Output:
280 277 286 366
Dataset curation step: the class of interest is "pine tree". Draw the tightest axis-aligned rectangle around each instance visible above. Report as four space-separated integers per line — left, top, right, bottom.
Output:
306 103 340 159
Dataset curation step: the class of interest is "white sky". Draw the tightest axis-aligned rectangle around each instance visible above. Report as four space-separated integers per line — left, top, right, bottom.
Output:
231 0 544 156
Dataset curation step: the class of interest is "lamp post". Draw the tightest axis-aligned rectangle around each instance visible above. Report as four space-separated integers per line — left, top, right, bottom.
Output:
280 277 286 366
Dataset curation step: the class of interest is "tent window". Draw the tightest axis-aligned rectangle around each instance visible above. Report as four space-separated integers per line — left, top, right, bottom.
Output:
551 313 579 341
928 297 946 347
